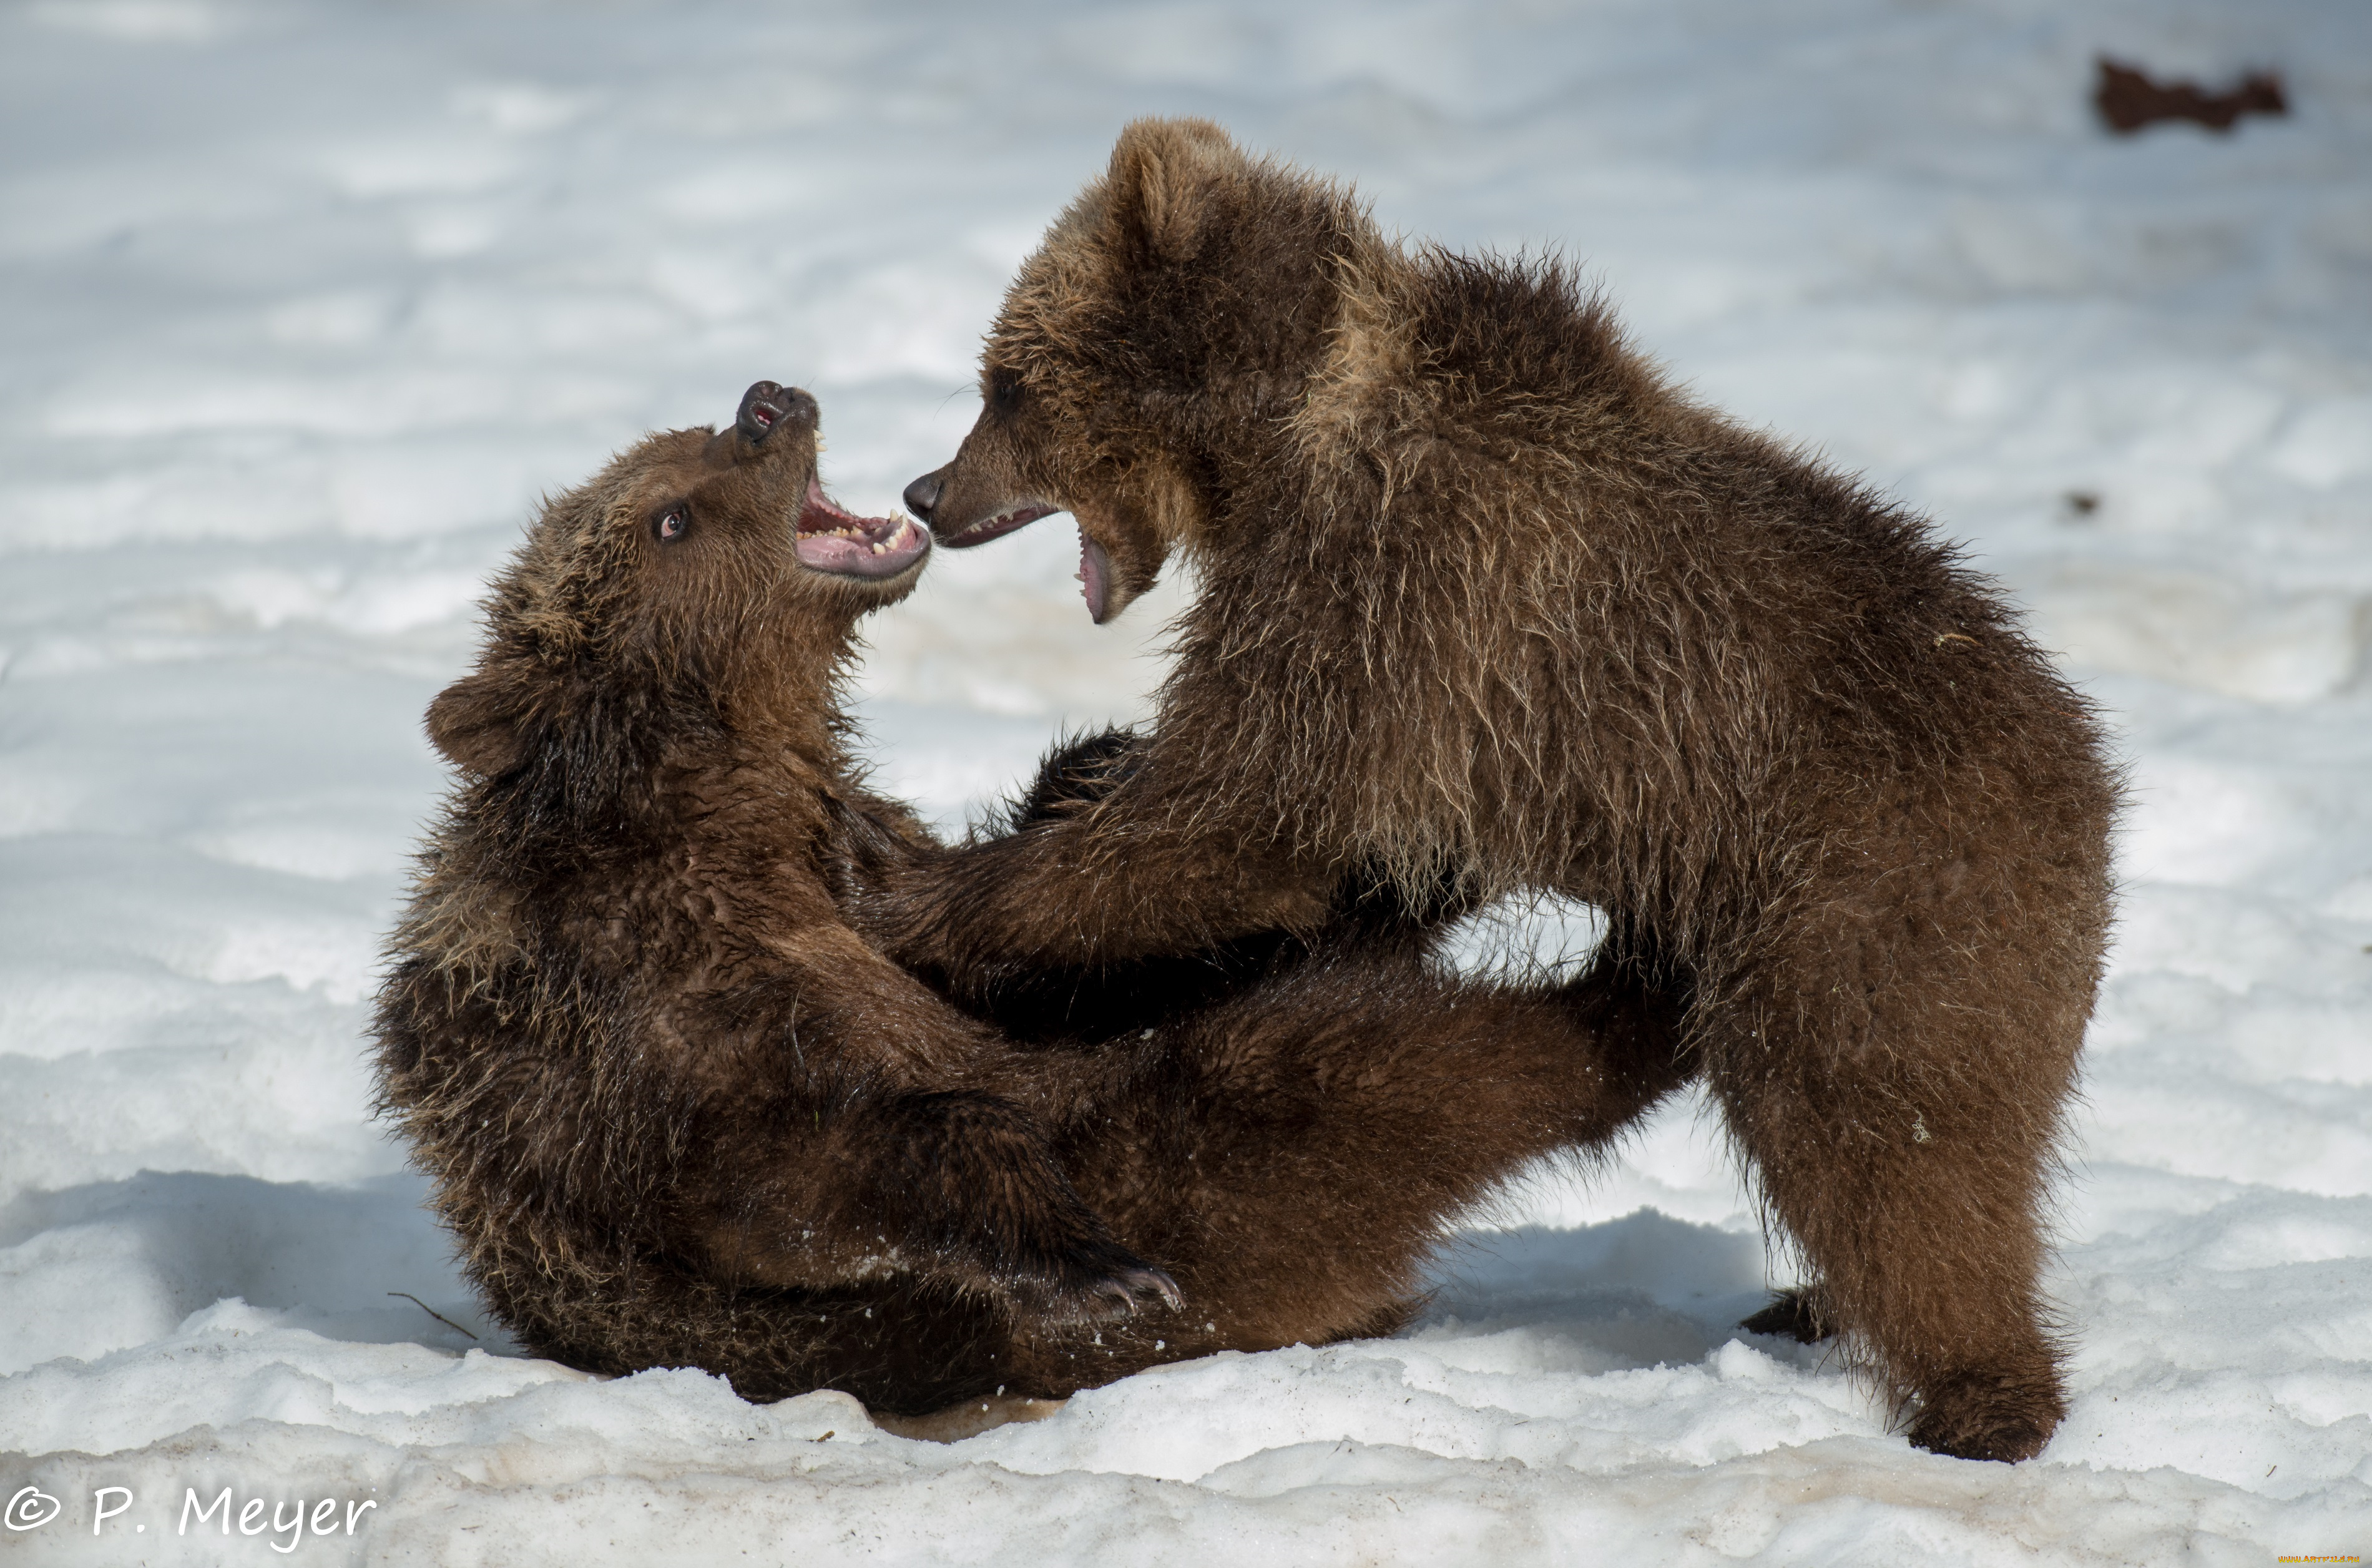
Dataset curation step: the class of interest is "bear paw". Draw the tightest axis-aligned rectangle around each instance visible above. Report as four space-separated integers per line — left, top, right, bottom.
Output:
1739 1288 1830 1343
1018 1239 1184 1324
1906 1369 2066 1463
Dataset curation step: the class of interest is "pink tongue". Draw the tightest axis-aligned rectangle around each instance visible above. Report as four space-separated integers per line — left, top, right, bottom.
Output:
1080 531 1112 623
796 534 868 571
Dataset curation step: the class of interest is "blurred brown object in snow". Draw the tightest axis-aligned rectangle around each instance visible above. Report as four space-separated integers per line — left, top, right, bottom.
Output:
2094 57 2287 134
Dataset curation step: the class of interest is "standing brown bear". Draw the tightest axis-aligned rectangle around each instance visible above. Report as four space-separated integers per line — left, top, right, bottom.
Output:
880 119 2121 1461
372 380 1682 1421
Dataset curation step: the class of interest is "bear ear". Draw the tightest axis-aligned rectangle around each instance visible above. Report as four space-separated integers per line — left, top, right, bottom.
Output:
1105 117 1245 262
426 666 532 778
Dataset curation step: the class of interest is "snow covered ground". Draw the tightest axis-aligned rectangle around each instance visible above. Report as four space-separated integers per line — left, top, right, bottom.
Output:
3 0 2369 1560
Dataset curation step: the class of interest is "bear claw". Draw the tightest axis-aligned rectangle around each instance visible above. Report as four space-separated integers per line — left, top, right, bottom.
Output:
1026 1247 1184 1324
1090 1266 1185 1318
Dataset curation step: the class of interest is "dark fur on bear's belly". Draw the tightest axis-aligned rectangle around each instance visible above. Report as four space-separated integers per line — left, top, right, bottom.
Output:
373 391 1685 1417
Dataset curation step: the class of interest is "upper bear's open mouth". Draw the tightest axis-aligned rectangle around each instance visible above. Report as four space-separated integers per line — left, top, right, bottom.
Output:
936 503 1061 550
795 477 929 581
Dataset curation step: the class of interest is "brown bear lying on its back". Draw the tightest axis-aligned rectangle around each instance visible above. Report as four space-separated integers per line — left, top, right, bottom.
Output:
371 381 1680 1416
879 120 2122 1461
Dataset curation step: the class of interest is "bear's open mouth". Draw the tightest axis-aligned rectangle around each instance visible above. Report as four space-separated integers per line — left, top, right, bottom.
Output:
795 477 929 581
936 503 1060 550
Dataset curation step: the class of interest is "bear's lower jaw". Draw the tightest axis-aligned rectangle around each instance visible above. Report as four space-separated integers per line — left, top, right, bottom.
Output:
935 503 1060 549
795 477 929 580
796 516 928 579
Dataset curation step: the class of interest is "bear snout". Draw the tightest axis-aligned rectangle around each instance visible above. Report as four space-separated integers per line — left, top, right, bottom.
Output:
738 381 819 444
901 468 944 524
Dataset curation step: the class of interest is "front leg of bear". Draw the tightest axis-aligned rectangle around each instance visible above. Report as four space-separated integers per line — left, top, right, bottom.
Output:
861 770 1335 1001
695 926 1183 1323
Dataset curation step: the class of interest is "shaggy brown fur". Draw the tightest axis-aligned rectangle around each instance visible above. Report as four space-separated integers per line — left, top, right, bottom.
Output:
371 381 1683 1416
878 119 2122 1461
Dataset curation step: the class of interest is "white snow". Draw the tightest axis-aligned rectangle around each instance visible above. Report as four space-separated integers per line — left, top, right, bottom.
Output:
3 0 2369 1562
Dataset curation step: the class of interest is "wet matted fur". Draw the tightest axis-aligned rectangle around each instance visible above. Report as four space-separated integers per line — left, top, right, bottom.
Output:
879 119 2122 1460
371 383 1683 1415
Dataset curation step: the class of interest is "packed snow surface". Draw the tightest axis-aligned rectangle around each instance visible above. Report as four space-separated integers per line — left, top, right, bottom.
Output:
4 0 2370 1562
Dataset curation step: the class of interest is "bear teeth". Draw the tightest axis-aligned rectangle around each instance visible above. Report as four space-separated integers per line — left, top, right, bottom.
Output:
800 514 918 556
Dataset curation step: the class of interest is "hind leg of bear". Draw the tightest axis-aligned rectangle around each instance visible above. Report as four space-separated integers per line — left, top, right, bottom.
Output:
467 1233 1016 1414
994 948 1694 1394
1704 973 2079 1463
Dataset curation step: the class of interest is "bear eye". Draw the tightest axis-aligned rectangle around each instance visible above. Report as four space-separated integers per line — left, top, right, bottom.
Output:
653 505 690 544
988 370 1024 416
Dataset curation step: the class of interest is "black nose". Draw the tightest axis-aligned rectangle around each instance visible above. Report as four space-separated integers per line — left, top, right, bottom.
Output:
902 469 944 522
737 381 819 443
